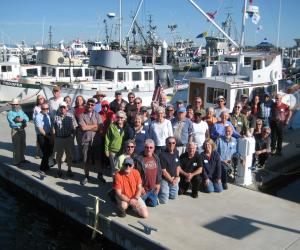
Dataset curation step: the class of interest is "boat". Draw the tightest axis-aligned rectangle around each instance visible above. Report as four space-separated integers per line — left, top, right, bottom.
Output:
0 56 42 102
42 49 175 106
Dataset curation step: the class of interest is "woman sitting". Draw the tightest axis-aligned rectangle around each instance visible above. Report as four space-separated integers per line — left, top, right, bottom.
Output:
200 139 223 193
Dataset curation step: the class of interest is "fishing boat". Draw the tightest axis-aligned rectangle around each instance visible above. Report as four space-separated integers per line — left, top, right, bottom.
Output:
42 48 175 106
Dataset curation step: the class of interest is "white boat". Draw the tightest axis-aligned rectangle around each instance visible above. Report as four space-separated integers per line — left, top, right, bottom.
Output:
42 49 175 106
0 57 43 102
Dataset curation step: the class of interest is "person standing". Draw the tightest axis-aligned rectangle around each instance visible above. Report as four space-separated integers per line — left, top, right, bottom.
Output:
94 91 106 113
7 98 29 167
258 92 273 126
270 94 292 156
49 86 64 118
79 98 106 185
149 106 173 154
193 97 206 117
214 96 229 120
52 101 77 178
171 106 194 155
158 136 180 204
34 103 53 172
192 110 209 153
109 91 128 113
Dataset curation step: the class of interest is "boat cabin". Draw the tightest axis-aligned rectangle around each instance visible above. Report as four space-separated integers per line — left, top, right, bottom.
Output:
188 52 282 112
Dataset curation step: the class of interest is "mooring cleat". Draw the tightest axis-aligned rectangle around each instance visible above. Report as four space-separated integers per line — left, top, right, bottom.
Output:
37 170 46 180
137 220 158 235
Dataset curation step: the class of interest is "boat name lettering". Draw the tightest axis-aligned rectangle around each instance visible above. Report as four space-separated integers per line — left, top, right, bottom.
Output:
1 81 23 87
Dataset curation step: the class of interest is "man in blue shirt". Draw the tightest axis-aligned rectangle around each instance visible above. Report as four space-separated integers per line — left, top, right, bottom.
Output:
7 98 29 167
93 91 106 113
216 126 238 190
34 102 53 171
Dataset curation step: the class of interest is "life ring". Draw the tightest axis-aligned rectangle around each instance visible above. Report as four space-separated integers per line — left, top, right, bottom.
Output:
270 70 278 83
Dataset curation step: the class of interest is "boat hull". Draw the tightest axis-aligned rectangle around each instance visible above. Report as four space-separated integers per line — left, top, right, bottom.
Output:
0 80 43 102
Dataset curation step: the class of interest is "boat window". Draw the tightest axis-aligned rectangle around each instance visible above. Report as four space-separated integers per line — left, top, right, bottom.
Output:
244 57 251 65
85 68 93 77
48 67 56 77
224 57 237 62
118 72 126 82
253 60 262 70
266 84 277 97
95 70 102 79
59 69 70 77
206 87 227 104
105 70 114 81
42 67 47 76
252 87 265 98
144 71 153 80
1 66 12 72
132 71 141 81
73 69 83 77
26 68 38 77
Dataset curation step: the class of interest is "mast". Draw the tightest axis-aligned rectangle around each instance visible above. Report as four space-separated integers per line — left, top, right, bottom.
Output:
126 0 144 39
239 0 247 51
276 0 282 50
119 0 122 50
48 25 52 48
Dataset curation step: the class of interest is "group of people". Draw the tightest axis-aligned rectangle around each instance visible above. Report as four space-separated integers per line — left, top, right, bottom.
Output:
6 86 292 218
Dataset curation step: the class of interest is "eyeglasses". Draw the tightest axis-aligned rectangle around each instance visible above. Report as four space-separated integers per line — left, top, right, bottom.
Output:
145 146 154 149
127 145 135 148
167 142 176 145
135 102 141 104
235 106 241 109
87 104 95 107
42 108 49 110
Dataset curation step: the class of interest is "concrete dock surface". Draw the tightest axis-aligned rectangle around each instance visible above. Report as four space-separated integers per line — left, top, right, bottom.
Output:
0 113 299 250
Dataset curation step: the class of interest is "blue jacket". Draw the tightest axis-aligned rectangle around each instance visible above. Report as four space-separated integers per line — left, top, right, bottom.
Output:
200 150 222 181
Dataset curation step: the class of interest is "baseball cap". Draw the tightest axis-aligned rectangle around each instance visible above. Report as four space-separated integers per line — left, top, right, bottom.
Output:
217 95 225 101
241 94 248 98
59 101 67 107
141 106 148 112
115 91 122 95
178 106 187 113
123 157 134 166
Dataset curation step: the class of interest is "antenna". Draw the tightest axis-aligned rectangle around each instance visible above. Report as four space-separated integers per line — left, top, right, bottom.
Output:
48 25 52 48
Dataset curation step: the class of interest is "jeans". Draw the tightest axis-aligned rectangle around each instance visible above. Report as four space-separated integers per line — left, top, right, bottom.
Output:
142 189 159 207
205 180 223 193
158 179 179 204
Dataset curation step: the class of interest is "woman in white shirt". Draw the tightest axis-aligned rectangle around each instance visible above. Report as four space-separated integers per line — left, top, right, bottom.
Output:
149 106 173 154
192 110 209 153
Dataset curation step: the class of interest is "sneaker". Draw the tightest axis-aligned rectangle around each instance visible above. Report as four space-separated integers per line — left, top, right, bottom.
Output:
66 169 74 178
191 192 199 198
97 173 107 184
56 170 63 178
80 177 89 186
223 183 228 190
118 208 126 218
271 149 276 155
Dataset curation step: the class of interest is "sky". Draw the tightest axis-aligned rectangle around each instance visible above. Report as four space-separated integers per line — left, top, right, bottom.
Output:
0 0 299 48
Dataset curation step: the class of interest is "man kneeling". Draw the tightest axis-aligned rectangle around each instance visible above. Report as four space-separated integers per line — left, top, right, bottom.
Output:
114 157 149 218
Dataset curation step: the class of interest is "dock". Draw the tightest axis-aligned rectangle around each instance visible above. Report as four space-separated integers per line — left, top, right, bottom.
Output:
0 112 299 250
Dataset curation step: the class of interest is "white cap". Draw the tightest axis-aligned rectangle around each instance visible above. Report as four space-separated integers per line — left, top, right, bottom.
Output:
59 101 67 107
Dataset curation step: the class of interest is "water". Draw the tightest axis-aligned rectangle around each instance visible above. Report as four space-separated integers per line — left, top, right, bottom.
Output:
0 177 120 250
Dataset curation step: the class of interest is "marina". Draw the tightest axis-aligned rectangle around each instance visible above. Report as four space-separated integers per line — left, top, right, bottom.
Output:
0 113 299 249
1 0 300 249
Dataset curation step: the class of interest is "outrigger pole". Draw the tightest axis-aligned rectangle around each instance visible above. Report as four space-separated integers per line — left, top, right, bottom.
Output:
125 0 144 40
186 0 240 49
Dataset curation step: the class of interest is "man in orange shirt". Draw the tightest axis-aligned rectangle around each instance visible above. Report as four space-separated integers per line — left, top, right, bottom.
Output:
114 157 149 218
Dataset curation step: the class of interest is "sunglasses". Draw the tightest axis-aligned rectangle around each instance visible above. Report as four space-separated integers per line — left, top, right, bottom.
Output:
167 109 174 112
235 106 241 109
135 102 141 104
60 106 67 109
42 108 49 110
127 145 135 148
145 146 154 149
87 103 95 106
167 142 176 145
124 163 133 167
